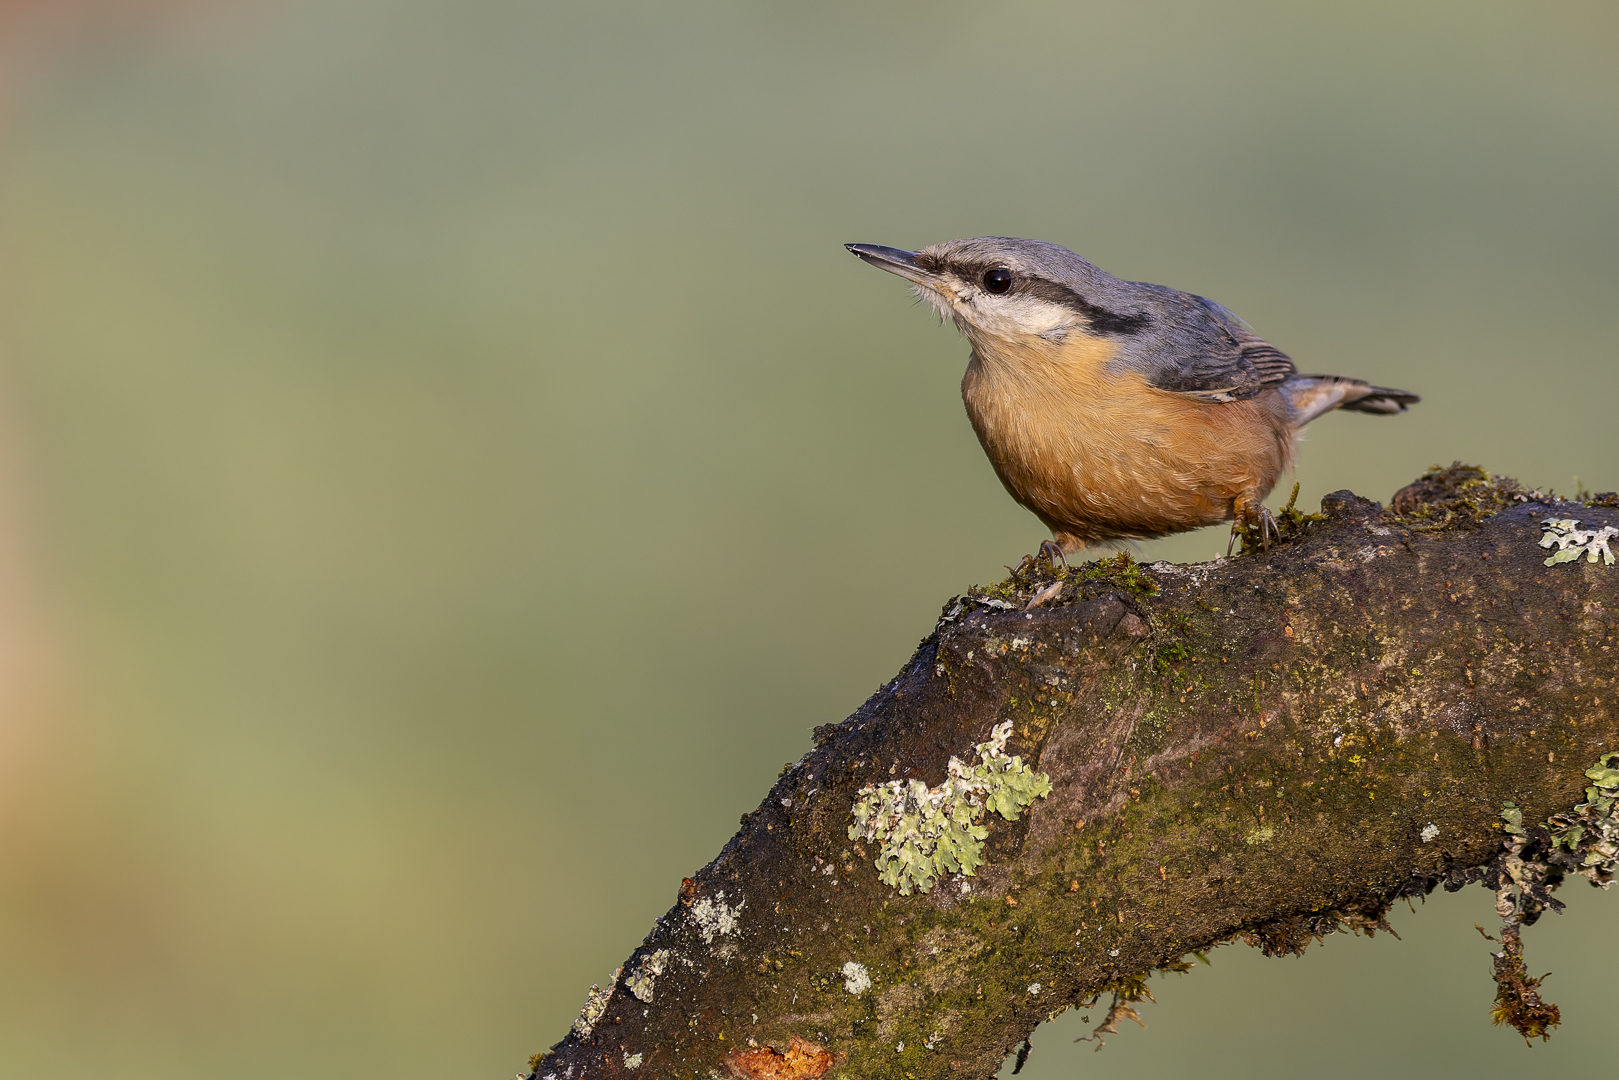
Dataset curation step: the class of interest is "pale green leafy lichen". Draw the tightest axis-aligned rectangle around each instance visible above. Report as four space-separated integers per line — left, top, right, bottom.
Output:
1539 518 1617 566
1486 754 1619 1042
847 720 1052 896
1500 753 1619 889
1546 753 1619 884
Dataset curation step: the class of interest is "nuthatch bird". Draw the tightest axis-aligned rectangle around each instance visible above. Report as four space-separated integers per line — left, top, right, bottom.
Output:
846 237 1418 555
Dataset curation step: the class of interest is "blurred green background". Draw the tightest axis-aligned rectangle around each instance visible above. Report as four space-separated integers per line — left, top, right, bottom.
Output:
0 1 1614 1077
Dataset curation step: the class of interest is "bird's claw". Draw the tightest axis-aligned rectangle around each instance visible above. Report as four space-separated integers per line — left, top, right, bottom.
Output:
1009 540 1070 582
1228 503 1278 556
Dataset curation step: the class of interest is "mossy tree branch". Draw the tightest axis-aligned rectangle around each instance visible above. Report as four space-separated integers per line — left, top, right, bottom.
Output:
531 471 1619 1080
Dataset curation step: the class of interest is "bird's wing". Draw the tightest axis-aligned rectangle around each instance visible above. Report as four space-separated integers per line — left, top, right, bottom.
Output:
1131 292 1297 404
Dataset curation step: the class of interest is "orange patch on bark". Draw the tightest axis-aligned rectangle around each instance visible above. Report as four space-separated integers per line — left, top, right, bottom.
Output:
724 1035 843 1079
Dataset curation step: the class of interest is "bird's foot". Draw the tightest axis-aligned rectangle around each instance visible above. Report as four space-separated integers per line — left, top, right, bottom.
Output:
1228 501 1278 557
1008 540 1070 584
1229 484 1324 555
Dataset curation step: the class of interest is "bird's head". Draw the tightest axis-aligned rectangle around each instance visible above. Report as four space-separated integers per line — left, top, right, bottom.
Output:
845 237 1152 349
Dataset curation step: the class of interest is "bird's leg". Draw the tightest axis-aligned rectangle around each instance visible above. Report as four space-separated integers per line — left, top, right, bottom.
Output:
1037 540 1070 575
1228 491 1277 556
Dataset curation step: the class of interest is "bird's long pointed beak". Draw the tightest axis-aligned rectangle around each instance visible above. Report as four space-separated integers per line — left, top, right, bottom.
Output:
844 243 938 287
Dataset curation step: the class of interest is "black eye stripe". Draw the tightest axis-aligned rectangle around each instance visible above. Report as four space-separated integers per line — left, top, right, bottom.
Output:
948 261 1150 335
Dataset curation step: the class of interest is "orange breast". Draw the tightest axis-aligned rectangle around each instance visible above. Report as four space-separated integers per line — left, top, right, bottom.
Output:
960 333 1294 547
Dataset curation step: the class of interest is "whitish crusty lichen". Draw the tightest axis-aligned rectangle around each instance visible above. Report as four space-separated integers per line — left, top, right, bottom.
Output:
842 960 872 995
1539 518 1617 566
848 720 1052 895
690 891 743 943
625 949 669 1003
570 973 617 1038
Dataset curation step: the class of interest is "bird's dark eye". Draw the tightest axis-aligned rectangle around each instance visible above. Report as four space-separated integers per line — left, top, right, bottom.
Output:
982 267 1013 294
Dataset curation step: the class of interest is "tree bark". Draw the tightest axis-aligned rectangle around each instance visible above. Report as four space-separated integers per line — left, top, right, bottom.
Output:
530 473 1619 1080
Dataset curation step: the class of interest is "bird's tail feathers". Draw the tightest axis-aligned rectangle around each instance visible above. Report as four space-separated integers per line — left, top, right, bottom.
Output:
1282 375 1419 426
1338 384 1421 414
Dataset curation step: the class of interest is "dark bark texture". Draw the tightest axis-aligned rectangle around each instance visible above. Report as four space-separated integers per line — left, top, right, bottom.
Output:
531 473 1619 1080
